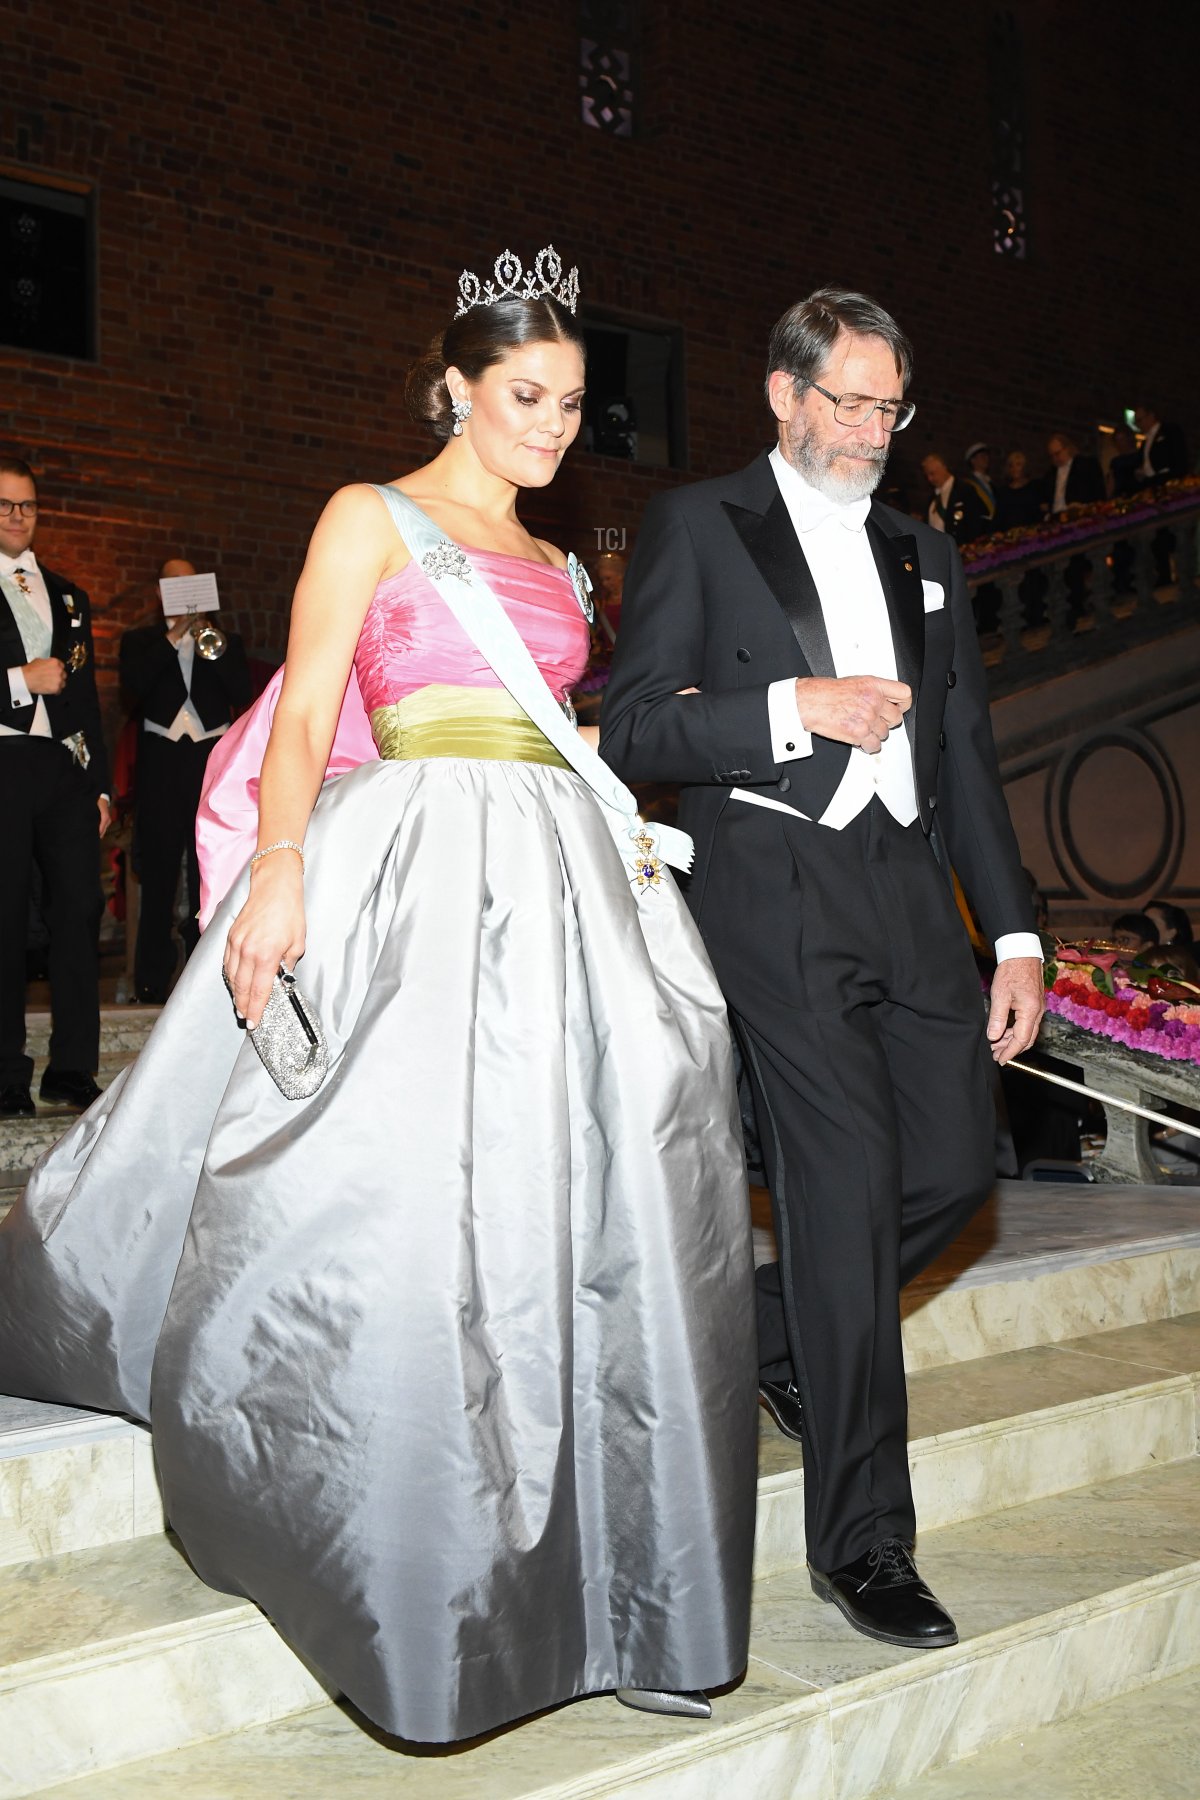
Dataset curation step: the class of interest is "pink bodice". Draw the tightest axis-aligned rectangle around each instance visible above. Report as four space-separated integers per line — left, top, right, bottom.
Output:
197 545 590 931
353 549 590 712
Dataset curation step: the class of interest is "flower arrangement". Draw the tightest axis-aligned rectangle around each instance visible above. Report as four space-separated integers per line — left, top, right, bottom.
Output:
1042 940 1200 1065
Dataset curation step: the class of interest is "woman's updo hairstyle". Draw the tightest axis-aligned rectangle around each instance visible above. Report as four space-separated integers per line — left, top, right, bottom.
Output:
405 296 586 443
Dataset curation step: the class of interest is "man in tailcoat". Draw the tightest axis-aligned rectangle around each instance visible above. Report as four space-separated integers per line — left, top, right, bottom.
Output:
120 559 250 1001
601 288 1044 1649
0 457 110 1115
1131 404 1190 486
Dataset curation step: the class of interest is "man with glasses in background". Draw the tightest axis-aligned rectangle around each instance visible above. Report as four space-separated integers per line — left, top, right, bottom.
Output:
603 288 1042 1653
0 456 110 1117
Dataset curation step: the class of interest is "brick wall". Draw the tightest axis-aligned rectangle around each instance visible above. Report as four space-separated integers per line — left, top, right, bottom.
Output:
2 0 1196 739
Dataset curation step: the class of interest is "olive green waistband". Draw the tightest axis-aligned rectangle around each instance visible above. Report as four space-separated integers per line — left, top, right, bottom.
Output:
370 684 570 768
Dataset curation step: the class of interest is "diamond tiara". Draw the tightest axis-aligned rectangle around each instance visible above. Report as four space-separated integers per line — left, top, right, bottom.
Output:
455 246 580 318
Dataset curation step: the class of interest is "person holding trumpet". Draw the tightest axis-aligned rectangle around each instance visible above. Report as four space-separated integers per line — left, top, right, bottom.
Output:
120 558 251 1001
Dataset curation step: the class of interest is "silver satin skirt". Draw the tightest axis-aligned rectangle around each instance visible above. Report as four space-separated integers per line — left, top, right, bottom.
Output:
0 757 758 1742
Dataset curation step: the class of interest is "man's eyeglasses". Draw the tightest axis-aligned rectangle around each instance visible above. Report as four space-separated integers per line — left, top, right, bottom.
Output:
804 383 916 432
0 499 38 518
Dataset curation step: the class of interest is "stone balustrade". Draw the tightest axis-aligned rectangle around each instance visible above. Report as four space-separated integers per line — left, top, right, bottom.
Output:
1036 1011 1200 1184
965 482 1200 698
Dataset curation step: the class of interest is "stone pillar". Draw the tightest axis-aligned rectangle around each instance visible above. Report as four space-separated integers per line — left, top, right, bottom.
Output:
1089 1069 1163 1184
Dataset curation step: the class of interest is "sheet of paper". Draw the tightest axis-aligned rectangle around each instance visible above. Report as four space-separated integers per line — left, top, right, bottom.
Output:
159 572 220 617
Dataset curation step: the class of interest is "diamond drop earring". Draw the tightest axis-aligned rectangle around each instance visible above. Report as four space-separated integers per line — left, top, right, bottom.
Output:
451 398 472 436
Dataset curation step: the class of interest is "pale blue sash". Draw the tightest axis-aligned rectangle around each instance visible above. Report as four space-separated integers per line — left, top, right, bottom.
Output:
0 572 52 661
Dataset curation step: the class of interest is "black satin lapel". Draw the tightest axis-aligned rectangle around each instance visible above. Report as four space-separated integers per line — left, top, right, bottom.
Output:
867 518 924 714
722 492 835 679
46 578 72 660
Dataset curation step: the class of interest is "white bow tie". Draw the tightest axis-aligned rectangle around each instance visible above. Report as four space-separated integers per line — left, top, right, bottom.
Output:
794 491 871 534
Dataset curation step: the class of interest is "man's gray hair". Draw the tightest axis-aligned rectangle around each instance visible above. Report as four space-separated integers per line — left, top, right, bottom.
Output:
765 287 914 402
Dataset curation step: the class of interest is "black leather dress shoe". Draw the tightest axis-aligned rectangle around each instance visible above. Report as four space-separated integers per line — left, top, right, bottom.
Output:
615 1688 712 1719
39 1069 102 1111
0 1085 35 1116
758 1379 804 1441
810 1539 958 1648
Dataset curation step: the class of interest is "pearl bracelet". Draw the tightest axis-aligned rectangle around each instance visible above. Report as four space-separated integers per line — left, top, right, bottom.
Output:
250 840 305 871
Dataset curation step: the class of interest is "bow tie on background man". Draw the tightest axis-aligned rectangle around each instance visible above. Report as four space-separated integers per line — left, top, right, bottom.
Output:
794 489 872 535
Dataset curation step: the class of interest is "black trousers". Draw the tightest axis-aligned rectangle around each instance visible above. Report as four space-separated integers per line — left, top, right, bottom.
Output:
698 798 994 1574
133 732 217 997
0 737 103 1086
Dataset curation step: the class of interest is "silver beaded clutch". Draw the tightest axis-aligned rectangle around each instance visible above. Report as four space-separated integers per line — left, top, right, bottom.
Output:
224 965 329 1099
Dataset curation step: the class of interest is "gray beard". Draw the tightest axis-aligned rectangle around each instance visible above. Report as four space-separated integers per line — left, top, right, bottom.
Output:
784 420 889 502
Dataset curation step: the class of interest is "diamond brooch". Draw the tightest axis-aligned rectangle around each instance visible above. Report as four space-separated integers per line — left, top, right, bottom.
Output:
421 541 474 585
566 552 594 622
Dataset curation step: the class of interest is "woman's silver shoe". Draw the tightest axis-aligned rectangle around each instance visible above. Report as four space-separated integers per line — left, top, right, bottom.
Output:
614 1687 712 1719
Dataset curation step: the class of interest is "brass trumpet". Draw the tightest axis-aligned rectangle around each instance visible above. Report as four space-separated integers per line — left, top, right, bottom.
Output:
188 614 227 661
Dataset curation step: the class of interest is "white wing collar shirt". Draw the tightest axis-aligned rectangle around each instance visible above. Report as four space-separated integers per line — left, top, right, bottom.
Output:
731 447 1039 964
1 548 53 739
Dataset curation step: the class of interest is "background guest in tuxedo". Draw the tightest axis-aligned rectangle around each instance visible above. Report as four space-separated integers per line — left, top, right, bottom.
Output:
602 286 1043 1654
921 452 991 544
963 441 998 518
1046 434 1105 621
1045 432 1105 513
994 448 1046 529
120 559 250 1001
1131 404 1190 485
1107 424 1143 498
0 456 109 1116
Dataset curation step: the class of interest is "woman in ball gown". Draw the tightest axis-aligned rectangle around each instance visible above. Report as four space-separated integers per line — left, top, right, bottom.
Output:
0 251 758 1744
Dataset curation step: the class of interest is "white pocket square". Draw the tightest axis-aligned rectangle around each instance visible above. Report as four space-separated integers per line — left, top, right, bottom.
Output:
921 579 945 613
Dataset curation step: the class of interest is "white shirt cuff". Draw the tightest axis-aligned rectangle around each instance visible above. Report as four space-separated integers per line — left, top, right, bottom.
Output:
994 932 1043 963
8 666 32 708
767 679 813 763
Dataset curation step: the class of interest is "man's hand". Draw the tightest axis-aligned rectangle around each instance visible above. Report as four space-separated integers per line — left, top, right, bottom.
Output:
97 796 112 837
795 675 912 755
167 616 192 646
987 957 1045 1064
23 657 67 695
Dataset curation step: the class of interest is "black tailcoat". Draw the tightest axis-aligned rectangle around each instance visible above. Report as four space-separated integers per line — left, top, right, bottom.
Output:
601 450 1035 1572
119 621 251 730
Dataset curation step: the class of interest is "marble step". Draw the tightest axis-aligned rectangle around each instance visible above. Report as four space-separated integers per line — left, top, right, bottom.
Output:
13 1458 1200 1799
0 1401 160 1569
899 1181 1200 1371
0 1534 327 1798
875 1663 1200 1799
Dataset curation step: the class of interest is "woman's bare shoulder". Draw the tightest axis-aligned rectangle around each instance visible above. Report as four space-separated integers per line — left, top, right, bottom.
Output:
312 483 410 570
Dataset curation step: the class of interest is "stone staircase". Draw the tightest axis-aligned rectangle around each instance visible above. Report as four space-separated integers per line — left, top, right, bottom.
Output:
1 1170 1197 1797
